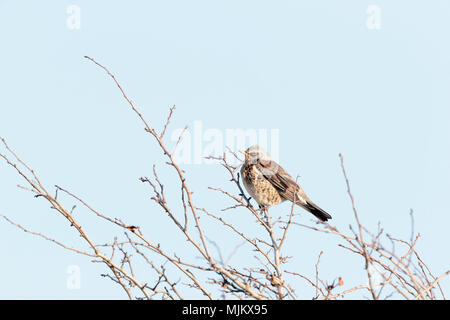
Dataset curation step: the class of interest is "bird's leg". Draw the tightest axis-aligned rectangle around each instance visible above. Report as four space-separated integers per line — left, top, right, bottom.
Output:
259 205 269 223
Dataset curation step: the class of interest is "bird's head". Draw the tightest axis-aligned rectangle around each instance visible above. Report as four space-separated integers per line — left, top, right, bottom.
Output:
240 145 271 163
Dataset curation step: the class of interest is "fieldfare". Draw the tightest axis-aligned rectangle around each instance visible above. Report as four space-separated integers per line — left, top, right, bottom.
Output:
240 145 332 222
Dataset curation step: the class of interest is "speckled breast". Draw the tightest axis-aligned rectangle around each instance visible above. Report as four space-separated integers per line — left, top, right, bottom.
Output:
240 163 284 207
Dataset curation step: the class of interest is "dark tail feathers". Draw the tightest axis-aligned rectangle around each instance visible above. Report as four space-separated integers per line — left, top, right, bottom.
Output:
301 201 332 222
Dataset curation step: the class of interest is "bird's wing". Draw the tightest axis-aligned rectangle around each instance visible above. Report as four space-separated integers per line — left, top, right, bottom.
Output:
257 159 332 221
256 159 303 203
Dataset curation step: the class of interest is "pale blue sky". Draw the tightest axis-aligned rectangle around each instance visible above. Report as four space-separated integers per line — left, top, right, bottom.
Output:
0 1 449 299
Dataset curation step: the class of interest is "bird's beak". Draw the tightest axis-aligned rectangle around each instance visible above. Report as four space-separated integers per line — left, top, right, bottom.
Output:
239 150 248 158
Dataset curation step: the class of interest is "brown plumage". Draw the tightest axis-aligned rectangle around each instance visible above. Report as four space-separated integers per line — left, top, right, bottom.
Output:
240 145 332 222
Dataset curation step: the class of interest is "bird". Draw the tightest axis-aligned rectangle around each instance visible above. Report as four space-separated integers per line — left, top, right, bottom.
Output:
239 145 332 222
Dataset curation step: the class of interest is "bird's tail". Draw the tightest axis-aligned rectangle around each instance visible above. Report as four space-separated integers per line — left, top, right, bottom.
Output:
299 200 332 222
